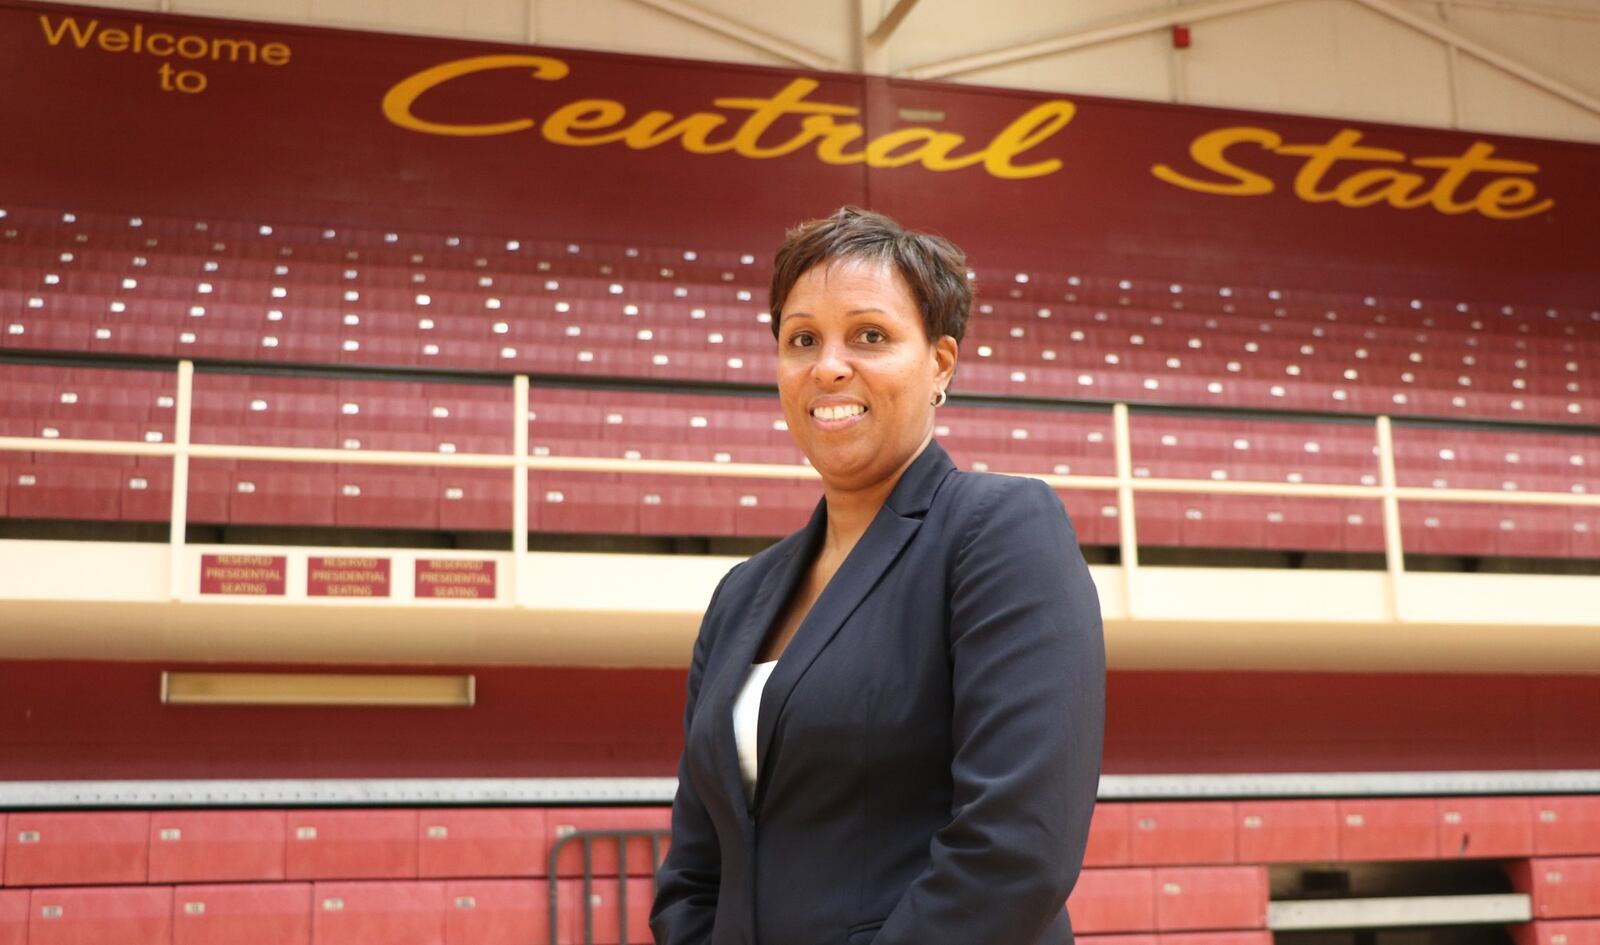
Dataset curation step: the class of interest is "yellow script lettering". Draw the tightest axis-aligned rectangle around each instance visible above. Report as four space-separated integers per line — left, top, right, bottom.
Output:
1275 129 1406 204
1411 142 1553 218
1154 125 1554 219
1152 126 1280 196
382 54 571 137
381 56 1078 179
541 100 630 146
982 102 1077 180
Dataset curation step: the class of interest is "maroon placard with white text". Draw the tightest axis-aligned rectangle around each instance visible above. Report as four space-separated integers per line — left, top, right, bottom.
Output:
414 559 497 600
307 556 391 598
200 554 287 596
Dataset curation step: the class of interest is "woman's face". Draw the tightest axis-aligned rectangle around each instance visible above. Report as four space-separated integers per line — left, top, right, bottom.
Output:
776 257 958 495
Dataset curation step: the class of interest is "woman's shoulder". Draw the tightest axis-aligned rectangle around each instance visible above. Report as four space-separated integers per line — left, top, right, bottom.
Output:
938 466 1062 517
932 467 1073 557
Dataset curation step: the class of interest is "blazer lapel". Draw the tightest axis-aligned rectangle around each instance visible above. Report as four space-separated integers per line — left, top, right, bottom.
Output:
751 441 955 808
712 499 827 820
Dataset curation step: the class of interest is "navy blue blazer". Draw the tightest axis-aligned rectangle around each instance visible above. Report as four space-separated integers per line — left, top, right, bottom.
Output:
650 440 1106 945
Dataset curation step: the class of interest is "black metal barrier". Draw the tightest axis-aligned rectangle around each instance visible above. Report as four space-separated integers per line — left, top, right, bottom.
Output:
548 827 672 945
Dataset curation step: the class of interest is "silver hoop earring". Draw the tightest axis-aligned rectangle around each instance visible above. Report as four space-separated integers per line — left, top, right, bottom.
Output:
931 389 947 407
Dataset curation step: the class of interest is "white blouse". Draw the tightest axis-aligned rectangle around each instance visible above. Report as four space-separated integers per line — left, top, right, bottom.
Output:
732 660 779 803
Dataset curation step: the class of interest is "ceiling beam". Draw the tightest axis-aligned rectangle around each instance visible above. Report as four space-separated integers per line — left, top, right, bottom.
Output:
1443 0 1600 22
866 0 922 45
1352 0 1600 118
628 0 835 70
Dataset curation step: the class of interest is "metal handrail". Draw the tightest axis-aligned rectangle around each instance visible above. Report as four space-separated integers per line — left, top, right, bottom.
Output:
1 359 1596 619
547 827 670 945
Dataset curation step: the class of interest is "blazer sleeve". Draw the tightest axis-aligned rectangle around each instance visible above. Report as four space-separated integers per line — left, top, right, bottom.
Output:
875 477 1106 945
650 569 733 945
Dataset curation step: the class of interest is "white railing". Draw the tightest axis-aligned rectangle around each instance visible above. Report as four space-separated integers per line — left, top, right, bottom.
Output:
1 360 1596 620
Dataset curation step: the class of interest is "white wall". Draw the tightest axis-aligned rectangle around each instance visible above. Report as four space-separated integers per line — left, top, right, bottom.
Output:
3 541 1598 671
66 0 1600 143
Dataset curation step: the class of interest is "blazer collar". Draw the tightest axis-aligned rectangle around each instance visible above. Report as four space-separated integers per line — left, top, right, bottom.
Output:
716 439 956 816
881 438 955 518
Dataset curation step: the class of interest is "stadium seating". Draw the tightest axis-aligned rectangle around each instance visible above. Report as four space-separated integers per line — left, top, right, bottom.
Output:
3 204 1595 423
3 360 1596 555
2 202 1597 557
5 797 1591 940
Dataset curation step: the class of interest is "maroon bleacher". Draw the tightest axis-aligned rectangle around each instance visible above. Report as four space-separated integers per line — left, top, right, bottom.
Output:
4 205 1597 422
4 797 1597 941
3 203 1597 555
3 361 1597 555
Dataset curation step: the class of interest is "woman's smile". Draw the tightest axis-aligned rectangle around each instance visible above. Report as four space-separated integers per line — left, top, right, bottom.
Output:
808 398 869 428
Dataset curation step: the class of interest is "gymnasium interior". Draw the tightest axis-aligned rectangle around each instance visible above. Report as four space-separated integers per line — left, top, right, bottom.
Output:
1 0 1598 942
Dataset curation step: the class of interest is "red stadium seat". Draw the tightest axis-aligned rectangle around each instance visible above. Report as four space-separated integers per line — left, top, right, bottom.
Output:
1235 800 1339 864
1128 803 1237 866
1159 933 1272 945
1337 799 1440 860
27 885 171 945
229 469 337 527
731 479 816 537
1508 857 1600 919
636 482 737 536
444 879 549 945
1068 868 1156 933
4 813 149 886
149 811 288 883
1154 866 1268 930
1436 796 1535 859
312 881 447 945
1534 797 1600 856
6 465 123 521
439 470 513 532
335 471 441 530
173 883 312 945
531 476 640 535
420 810 548 879
286 810 420 880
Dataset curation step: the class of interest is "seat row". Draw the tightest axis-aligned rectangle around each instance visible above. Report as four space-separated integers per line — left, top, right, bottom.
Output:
3 866 1595 944
4 204 1596 423
0 869 1269 944
4 363 1594 487
5 797 1597 890
7 304 1592 423
6 203 1594 337
0 809 664 887
0 879 649 945
10 461 1600 555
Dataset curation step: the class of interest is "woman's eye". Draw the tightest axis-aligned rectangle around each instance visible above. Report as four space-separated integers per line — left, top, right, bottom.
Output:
787 333 815 348
860 329 886 344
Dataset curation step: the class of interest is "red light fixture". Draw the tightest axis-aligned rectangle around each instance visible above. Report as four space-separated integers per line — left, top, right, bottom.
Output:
1173 24 1192 49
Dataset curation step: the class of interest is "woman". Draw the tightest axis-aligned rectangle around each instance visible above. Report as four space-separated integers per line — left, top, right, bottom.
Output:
651 207 1105 945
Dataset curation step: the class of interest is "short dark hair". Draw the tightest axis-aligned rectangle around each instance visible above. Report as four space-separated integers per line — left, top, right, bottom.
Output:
768 207 971 344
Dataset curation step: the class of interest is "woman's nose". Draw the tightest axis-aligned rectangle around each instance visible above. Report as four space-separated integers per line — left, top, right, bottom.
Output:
812 341 852 384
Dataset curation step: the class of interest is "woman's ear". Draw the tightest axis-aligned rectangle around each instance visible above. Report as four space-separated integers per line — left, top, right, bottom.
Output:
934 335 959 389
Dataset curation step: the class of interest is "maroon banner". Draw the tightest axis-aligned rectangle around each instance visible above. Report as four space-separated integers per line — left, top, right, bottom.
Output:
200 554 286 596
414 559 497 600
307 556 390 598
2 1 1595 302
